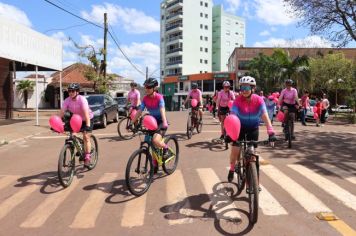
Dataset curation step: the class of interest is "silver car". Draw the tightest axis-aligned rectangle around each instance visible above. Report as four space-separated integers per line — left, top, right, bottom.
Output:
305 99 329 121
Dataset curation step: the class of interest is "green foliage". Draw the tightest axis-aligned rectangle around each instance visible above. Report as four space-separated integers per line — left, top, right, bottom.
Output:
16 80 35 109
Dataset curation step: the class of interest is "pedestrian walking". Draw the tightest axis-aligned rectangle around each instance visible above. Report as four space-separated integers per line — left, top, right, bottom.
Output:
266 95 276 124
321 94 330 125
315 98 322 127
300 90 310 126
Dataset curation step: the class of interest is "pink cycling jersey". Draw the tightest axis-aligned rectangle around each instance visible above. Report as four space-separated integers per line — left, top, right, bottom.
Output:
62 95 93 121
128 89 140 107
188 89 202 102
217 90 235 107
280 88 298 105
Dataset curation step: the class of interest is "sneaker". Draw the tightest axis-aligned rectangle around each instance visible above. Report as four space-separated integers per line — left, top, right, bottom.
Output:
227 170 234 182
220 134 224 140
84 155 91 168
153 165 158 174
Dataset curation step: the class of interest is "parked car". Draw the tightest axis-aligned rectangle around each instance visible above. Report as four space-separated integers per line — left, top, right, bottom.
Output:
113 97 128 117
305 99 329 121
86 94 119 128
331 105 353 113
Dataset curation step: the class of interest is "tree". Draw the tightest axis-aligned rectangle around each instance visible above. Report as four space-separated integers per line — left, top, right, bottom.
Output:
284 0 356 47
16 80 35 109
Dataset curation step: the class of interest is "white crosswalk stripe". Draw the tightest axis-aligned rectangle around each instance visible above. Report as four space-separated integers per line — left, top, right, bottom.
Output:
314 162 356 185
289 164 356 211
261 165 331 213
259 184 288 216
0 175 20 191
121 193 147 228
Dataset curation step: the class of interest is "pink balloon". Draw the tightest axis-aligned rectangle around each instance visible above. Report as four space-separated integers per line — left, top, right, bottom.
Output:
273 98 279 104
143 115 158 131
70 114 82 133
224 114 241 141
313 113 319 119
276 111 285 122
191 99 198 107
228 100 234 109
49 115 64 133
209 105 213 112
130 109 137 120
268 95 274 100
313 106 318 113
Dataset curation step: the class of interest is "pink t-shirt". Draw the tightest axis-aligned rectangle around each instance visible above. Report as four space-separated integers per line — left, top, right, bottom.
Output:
217 90 235 107
128 89 140 107
280 88 298 105
188 89 202 101
62 95 93 121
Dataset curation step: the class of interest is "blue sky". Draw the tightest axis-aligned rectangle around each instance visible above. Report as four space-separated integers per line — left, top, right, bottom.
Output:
0 0 353 84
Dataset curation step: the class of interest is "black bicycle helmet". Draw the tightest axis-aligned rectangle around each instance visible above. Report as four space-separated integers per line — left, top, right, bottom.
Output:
130 82 137 87
68 83 80 91
191 83 198 89
285 79 293 85
143 77 158 88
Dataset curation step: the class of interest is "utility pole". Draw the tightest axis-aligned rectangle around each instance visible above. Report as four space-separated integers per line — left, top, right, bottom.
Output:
103 13 108 81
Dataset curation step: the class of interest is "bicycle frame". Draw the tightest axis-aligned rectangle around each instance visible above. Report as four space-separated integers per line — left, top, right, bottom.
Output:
65 133 84 157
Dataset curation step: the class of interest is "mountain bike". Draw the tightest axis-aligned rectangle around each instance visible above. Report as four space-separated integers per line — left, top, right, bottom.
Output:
117 107 140 140
186 106 202 139
211 109 229 150
233 138 273 224
125 120 179 196
283 108 295 149
57 129 98 188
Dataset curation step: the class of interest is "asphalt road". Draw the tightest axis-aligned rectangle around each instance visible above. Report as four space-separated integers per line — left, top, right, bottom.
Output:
0 111 355 236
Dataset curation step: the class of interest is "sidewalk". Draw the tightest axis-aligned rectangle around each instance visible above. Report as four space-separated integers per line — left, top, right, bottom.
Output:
0 110 58 146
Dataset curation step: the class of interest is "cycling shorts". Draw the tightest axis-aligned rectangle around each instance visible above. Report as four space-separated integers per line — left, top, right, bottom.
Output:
282 102 297 113
218 106 230 116
232 128 259 148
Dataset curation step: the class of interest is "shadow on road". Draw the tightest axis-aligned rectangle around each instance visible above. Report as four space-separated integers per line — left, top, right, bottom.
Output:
14 171 64 194
160 181 256 235
186 140 228 152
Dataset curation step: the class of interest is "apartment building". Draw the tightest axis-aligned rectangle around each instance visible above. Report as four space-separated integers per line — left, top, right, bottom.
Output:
160 0 213 77
212 5 245 72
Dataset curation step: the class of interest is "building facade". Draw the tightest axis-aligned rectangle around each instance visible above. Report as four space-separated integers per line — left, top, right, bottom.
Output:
160 0 213 77
212 5 245 72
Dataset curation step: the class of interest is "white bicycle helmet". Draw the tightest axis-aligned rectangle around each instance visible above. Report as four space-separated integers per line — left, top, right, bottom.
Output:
222 81 230 87
239 76 256 86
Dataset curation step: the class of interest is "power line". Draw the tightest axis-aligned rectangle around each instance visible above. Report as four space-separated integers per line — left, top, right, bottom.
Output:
44 22 89 33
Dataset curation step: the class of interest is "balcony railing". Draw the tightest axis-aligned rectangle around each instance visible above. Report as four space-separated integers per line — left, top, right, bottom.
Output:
166 11 183 20
166 48 183 54
167 35 183 42
166 60 182 66
167 0 183 9
166 23 183 31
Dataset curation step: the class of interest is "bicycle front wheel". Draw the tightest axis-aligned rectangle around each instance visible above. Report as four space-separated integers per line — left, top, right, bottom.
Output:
186 114 193 139
287 118 292 149
162 136 179 175
247 162 259 224
58 144 75 188
87 135 99 170
196 119 203 133
118 117 135 140
125 148 153 196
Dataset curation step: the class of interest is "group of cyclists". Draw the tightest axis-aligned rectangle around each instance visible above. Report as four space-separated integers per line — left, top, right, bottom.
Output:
59 75 300 182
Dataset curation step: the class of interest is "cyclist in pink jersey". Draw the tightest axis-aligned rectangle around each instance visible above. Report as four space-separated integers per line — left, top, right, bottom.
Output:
126 82 141 109
184 82 203 122
60 83 94 167
216 81 235 140
278 79 300 139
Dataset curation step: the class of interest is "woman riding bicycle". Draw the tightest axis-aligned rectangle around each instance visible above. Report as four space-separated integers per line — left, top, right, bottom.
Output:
278 79 300 139
184 82 203 123
59 83 94 167
227 76 276 182
126 82 141 115
131 78 170 173
216 81 235 140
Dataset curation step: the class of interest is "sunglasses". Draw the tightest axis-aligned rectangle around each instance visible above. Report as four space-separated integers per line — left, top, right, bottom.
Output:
240 85 252 91
68 90 76 93
145 86 154 89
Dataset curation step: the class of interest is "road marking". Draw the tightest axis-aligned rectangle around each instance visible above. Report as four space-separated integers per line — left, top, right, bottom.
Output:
259 185 288 216
261 165 331 213
314 163 356 185
121 193 147 227
165 170 193 225
289 164 356 211
197 168 241 221
328 219 356 236
0 175 20 191
21 178 80 228
70 173 118 228
0 184 39 220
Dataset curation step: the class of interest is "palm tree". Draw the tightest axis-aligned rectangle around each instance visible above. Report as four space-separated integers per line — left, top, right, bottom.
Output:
16 80 35 109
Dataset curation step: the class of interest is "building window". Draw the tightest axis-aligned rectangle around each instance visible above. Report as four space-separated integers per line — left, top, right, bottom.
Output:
204 60 208 64
205 25 208 30
205 48 208 52
179 82 184 91
235 32 239 35
200 35 203 40
226 30 230 35
205 2 208 7
161 15 164 20
200 12 203 17
204 36 208 41
205 14 208 18
235 43 238 46
200 59 203 63
200 47 203 51
200 1 203 6
203 80 214 92
200 24 203 29
200 71 202 73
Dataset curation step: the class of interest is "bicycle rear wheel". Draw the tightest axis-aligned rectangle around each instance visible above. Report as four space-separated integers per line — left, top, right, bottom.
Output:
162 136 179 175
186 113 193 139
125 148 153 196
118 117 135 140
58 144 75 188
287 118 292 149
87 135 99 170
247 162 259 224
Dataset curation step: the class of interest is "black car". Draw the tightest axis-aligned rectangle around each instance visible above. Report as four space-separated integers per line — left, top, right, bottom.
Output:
86 94 119 128
113 97 128 117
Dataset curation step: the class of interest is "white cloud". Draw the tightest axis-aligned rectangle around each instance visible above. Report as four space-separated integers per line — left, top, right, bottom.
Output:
259 30 270 36
81 3 159 34
271 27 277 32
254 36 332 48
0 2 32 27
50 31 72 47
225 0 241 13
253 0 297 26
